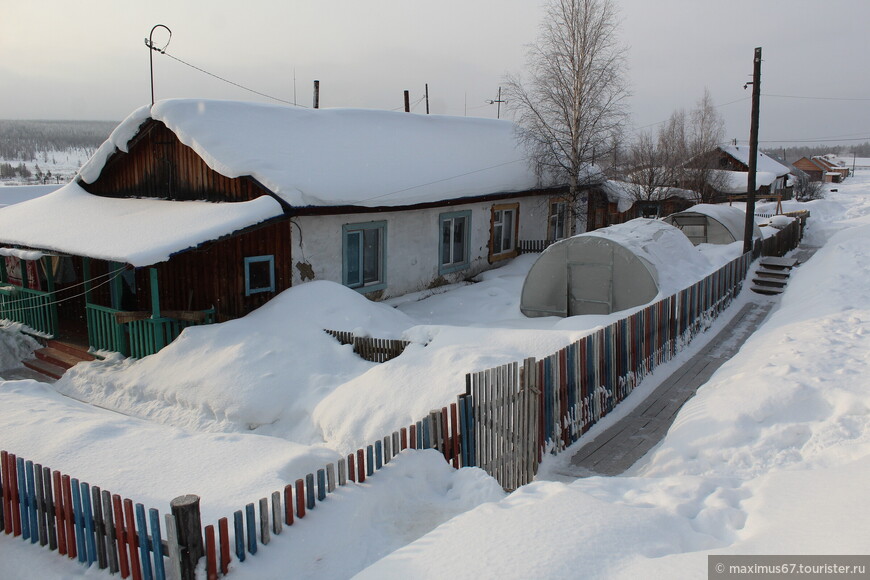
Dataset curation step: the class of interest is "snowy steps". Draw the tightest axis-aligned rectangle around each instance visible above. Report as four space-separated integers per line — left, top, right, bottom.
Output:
563 301 774 477
22 340 94 380
750 257 799 295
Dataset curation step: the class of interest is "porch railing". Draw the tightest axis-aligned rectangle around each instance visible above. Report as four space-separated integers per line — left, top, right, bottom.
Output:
85 304 215 358
0 285 57 338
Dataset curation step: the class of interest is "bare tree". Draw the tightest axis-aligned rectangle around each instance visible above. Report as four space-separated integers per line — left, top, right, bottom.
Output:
505 0 629 232
683 88 727 202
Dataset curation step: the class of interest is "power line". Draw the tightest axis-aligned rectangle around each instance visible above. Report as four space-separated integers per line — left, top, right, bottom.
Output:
761 93 870 102
157 50 305 107
1 267 127 312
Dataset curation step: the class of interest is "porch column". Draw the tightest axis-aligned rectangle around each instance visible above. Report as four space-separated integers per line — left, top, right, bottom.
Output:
43 256 59 337
82 258 92 304
149 268 161 317
20 258 29 289
150 268 165 351
0 257 6 284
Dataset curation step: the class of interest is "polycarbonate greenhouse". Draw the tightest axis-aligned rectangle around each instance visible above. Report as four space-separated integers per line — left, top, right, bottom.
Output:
663 204 761 245
520 219 711 317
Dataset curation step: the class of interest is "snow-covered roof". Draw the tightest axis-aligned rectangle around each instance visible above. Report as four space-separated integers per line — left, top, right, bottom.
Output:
0 182 284 266
79 99 548 208
714 170 778 194
601 180 697 213
720 145 790 177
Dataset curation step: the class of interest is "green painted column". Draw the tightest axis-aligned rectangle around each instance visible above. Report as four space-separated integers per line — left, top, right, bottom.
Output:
82 258 92 304
43 256 58 338
149 268 161 317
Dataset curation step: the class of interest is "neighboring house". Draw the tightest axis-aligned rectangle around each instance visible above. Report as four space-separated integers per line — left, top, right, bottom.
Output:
586 180 696 231
0 99 580 356
793 156 850 182
708 145 793 200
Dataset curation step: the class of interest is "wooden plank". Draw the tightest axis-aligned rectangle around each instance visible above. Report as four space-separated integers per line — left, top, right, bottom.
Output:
102 489 119 574
112 494 129 577
148 508 165 580
295 479 305 518
81 481 97 566
134 503 153 580
205 525 217 580
327 463 336 493
218 517 230 576
91 486 107 569
232 511 245 562
244 503 257 555
124 499 142 580
259 497 270 545
305 473 316 509
337 458 347 487
270 491 282 536
43 467 57 552
283 485 293 526
164 514 183 580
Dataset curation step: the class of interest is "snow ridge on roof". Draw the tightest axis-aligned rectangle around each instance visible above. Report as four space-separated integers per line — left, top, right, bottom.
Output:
720 144 790 177
81 99 547 208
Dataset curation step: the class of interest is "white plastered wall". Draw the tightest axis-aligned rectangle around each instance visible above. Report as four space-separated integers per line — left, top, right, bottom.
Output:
290 194 551 299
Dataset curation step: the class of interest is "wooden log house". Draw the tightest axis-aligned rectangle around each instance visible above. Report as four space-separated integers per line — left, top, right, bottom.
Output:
0 99 596 358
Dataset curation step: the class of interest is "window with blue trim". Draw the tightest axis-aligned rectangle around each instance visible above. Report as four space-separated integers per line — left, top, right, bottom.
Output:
244 255 275 296
439 210 471 274
343 221 386 292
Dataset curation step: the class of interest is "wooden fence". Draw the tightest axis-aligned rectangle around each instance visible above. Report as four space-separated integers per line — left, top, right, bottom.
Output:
324 330 412 363
0 450 185 580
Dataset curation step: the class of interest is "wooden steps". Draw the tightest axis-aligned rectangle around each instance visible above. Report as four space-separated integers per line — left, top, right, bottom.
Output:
22 339 95 381
750 257 800 295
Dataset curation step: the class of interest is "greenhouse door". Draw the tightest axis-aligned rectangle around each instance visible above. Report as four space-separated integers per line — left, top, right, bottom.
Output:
567 245 614 315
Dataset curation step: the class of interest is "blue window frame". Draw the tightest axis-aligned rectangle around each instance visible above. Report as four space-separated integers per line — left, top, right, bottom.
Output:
343 221 387 292
439 210 471 275
244 255 275 296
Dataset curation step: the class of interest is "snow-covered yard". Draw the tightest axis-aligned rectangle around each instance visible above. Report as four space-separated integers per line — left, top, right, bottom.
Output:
1 173 869 578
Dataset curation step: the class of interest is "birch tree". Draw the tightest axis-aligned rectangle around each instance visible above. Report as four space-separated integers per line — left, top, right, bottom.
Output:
505 0 629 231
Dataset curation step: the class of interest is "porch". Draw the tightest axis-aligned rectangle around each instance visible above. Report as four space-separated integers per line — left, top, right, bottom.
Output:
0 254 214 359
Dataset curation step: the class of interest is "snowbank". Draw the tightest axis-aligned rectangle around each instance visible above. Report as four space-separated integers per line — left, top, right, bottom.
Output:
55 281 415 442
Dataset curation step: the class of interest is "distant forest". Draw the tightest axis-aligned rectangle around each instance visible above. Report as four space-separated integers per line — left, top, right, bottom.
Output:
0 119 116 161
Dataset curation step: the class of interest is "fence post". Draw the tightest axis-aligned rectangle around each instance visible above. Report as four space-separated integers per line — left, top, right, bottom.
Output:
170 495 203 580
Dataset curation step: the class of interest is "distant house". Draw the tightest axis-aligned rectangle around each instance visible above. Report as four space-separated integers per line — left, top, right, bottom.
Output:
586 180 696 231
793 155 850 182
707 145 793 200
0 99 587 356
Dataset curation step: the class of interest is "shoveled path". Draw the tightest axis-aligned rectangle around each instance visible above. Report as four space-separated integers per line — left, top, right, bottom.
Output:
562 298 774 478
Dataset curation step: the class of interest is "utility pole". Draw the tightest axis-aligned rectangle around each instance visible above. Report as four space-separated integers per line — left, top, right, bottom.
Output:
313 80 320 109
425 84 430 114
743 47 762 255
404 90 410 113
486 87 506 119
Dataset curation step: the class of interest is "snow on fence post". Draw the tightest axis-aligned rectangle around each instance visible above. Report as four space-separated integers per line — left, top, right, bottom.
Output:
169 494 204 580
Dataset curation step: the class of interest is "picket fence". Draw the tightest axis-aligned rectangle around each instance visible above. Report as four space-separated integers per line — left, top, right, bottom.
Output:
0 450 183 580
324 330 412 363
2 220 803 577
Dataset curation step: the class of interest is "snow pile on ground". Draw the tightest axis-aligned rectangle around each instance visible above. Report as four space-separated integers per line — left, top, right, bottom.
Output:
0 322 39 370
355 177 870 579
55 281 415 442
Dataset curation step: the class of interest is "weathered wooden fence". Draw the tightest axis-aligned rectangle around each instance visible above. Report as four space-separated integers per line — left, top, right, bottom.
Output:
517 239 556 255
324 330 412 363
0 449 185 580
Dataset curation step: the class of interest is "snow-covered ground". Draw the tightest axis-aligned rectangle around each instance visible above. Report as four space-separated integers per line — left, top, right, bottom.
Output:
1 173 868 578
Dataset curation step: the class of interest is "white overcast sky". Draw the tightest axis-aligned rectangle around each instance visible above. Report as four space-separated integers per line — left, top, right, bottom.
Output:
2 0 868 147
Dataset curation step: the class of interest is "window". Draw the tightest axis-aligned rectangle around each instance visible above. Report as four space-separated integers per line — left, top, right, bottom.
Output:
439 211 471 274
548 200 568 241
245 255 275 296
343 221 386 292
490 203 518 262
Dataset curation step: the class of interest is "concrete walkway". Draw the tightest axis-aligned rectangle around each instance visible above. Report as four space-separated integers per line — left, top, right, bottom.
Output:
563 299 774 477
560 245 821 478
